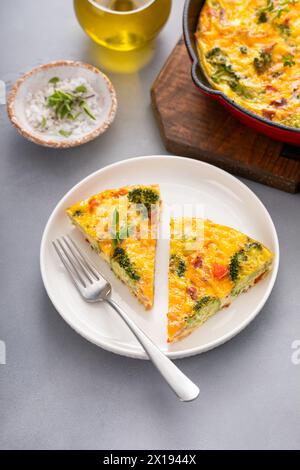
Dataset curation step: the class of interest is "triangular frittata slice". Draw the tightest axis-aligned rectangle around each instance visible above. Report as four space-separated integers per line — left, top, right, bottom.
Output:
67 185 161 309
168 218 274 342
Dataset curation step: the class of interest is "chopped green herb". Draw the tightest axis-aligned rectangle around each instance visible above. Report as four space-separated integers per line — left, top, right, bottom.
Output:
258 0 276 15
82 104 96 120
257 0 298 27
74 85 88 94
48 91 75 119
263 0 274 12
274 0 290 19
59 129 72 137
48 77 60 86
127 223 136 238
70 111 82 120
283 54 295 66
110 209 137 246
111 238 118 248
111 208 120 247
257 0 297 23
240 46 248 54
113 208 119 228
47 88 96 122
119 225 129 241
40 116 47 129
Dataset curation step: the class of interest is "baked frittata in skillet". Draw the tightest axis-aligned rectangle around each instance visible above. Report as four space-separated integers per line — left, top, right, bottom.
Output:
197 0 300 127
67 185 161 309
167 218 274 342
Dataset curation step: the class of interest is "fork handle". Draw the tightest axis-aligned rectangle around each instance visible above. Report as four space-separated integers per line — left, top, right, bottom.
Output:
106 298 200 402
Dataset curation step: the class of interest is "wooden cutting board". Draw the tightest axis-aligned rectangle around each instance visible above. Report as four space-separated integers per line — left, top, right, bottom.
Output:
151 38 300 193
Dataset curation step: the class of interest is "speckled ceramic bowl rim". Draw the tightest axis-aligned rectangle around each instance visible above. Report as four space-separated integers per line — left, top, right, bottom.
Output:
7 60 118 148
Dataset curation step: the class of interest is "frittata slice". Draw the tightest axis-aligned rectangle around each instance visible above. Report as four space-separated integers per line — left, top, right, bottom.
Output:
66 185 161 309
168 218 274 342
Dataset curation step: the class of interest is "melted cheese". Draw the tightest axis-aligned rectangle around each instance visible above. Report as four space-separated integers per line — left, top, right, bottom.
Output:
197 0 300 126
167 218 274 342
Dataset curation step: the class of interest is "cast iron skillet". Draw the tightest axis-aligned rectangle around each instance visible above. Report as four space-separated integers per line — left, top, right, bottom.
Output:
183 0 300 145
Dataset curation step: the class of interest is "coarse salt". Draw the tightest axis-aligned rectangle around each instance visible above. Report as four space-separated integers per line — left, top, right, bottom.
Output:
25 76 102 138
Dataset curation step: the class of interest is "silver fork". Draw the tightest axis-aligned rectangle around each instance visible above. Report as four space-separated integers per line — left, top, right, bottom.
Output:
52 235 200 402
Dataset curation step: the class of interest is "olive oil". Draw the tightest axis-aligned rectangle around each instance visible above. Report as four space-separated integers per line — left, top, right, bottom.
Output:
108 0 137 11
74 0 172 51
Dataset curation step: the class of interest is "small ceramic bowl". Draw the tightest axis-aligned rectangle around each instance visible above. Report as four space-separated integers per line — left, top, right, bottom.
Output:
7 60 117 148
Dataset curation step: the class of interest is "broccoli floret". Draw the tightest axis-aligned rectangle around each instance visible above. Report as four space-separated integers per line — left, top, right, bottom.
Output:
257 11 268 23
246 241 262 251
229 242 262 281
73 209 83 217
170 254 186 277
206 47 224 61
177 259 186 277
186 296 220 326
230 81 254 99
193 296 217 312
277 23 291 37
253 51 272 74
206 47 254 99
127 188 143 204
112 247 140 281
240 46 248 54
127 188 159 212
282 115 300 128
229 249 247 281
283 54 295 67
206 48 238 85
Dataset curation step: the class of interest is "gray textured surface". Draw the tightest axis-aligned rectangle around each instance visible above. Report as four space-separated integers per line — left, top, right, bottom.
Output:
1 0 300 450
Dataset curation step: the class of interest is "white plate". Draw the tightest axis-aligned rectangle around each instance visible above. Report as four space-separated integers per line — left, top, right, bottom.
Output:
40 155 279 359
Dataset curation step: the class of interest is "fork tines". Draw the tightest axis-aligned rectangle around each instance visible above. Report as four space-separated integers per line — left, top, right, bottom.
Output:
52 235 100 288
